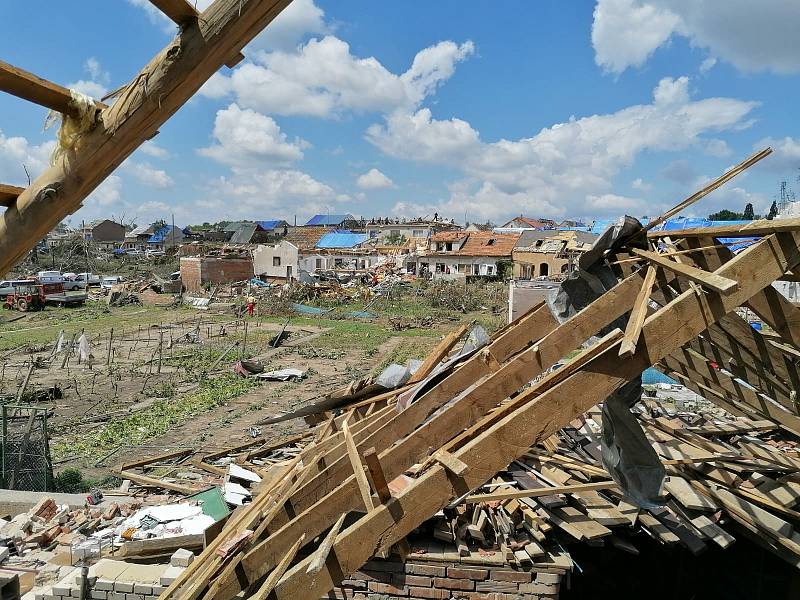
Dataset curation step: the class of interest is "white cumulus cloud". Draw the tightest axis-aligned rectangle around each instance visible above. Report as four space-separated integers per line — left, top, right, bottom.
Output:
123 161 174 189
202 37 474 118
198 103 308 167
592 0 800 74
356 168 394 190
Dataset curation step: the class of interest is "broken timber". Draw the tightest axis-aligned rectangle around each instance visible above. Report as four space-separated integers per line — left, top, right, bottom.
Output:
0 0 295 276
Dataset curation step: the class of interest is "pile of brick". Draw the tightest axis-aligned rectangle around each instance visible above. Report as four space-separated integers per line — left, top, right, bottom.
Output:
0 498 142 559
329 557 562 600
30 551 192 600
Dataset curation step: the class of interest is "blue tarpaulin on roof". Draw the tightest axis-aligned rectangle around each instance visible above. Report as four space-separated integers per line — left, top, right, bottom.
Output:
255 220 286 230
650 218 758 252
305 214 354 226
316 231 368 249
148 225 179 243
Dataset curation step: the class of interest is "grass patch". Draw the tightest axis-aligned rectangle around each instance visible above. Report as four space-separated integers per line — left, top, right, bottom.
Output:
51 374 262 460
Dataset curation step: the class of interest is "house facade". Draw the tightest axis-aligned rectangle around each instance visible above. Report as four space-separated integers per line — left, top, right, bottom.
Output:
253 240 299 280
147 224 186 251
365 220 461 243
124 224 156 250
81 219 125 250
501 216 557 229
411 231 520 277
512 230 597 280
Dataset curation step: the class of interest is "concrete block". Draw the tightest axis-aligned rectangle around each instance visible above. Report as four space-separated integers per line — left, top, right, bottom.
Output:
159 566 184 587
95 580 115 591
51 584 75 597
90 590 107 599
113 582 134 594
133 584 152 595
116 563 165 585
150 586 167 595
170 549 194 568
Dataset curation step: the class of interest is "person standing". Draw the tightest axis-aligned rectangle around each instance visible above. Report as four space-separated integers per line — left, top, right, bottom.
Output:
246 294 256 317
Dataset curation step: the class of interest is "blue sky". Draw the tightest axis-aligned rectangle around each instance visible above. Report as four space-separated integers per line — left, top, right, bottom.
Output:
1 0 799 227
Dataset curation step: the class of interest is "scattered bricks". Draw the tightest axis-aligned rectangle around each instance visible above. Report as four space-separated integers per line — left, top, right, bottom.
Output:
405 564 447 578
475 580 518 593
535 572 562 585
488 570 532 583
394 575 431 588
102 505 119 521
518 581 559 595
159 566 184 587
113 583 134 594
367 581 408 595
362 560 405 573
432 577 474 591
132 584 152 595
405 586 449 599
446 567 488 581
170 548 194 568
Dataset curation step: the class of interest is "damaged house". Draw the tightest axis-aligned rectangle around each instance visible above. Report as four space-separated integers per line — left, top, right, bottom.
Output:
512 229 598 279
412 230 520 277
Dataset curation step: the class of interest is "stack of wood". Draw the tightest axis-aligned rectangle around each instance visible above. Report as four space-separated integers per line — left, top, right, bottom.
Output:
416 401 800 567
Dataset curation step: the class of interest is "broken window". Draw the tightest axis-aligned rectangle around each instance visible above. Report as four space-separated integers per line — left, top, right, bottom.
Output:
273 256 281 267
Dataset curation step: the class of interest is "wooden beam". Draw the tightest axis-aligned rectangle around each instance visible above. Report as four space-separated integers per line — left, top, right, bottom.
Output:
149 0 246 68
406 322 470 385
0 184 24 208
648 216 800 240
631 248 738 295
644 148 771 232
464 481 617 503
363 448 391 504
0 60 106 117
342 421 374 512
251 534 305 600
305 513 346 575
0 0 293 277
619 265 657 356
267 232 800 598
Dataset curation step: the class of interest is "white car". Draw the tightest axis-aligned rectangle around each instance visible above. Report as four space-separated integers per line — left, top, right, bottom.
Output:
100 276 124 290
75 272 101 285
37 270 64 284
126 249 144 257
146 249 165 257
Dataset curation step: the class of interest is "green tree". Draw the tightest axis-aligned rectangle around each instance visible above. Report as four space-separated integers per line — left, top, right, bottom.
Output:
743 203 754 220
708 209 744 221
767 200 779 220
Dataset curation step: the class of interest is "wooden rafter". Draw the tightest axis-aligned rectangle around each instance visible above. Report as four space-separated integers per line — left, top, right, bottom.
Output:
0 60 107 118
148 0 246 68
0 183 24 208
631 247 739 295
619 264 657 356
0 0 294 277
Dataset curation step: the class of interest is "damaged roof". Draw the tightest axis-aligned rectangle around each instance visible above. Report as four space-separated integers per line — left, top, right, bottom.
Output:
431 231 520 257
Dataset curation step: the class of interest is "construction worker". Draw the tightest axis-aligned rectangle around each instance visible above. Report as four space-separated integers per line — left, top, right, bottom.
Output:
246 294 256 317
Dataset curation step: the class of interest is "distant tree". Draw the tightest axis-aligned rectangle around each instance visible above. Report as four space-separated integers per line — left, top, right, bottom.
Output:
767 200 779 220
385 233 407 246
708 209 744 221
743 203 755 220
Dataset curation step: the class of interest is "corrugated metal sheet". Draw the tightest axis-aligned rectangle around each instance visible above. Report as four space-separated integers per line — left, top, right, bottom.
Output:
305 214 354 226
316 231 367 249
255 220 287 231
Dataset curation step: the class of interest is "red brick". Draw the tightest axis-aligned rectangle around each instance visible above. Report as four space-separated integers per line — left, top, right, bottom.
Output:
433 577 474 591
406 587 450 599
395 574 432 587
447 567 489 580
368 581 408 595
489 569 532 583
476 580 519 593
406 563 447 577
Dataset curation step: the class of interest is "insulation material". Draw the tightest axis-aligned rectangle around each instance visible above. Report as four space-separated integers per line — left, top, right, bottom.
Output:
45 91 99 165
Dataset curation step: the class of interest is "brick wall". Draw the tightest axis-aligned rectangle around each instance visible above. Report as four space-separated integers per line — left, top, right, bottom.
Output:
325 558 563 600
180 257 254 292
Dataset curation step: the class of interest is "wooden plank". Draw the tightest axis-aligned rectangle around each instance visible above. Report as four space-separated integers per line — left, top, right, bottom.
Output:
406 323 470 385
464 481 617 503
648 217 800 239
305 513 346 575
119 448 193 471
342 421 374 512
116 470 198 495
363 448 391 504
745 284 800 350
644 148 771 232
0 184 24 208
663 476 718 512
619 265 657 356
265 231 800 598
252 534 305 600
0 60 106 116
433 450 469 477
0 0 294 276
631 248 738 295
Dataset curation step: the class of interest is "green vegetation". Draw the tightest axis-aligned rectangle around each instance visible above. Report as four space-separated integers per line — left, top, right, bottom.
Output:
51 374 262 460
52 467 121 493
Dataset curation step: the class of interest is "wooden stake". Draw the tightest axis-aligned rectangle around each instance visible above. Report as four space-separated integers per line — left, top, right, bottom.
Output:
619 265 657 356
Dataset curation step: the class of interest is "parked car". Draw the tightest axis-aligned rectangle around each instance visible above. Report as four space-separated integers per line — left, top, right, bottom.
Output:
36 270 64 284
0 279 35 298
62 279 84 291
100 276 124 290
126 249 144 257
146 249 165 257
74 272 101 285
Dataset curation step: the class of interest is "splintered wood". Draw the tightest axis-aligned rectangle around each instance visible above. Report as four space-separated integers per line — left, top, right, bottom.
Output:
155 216 800 600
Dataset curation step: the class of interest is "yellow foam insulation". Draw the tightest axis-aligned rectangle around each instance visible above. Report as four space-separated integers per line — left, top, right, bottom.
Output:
44 91 98 165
